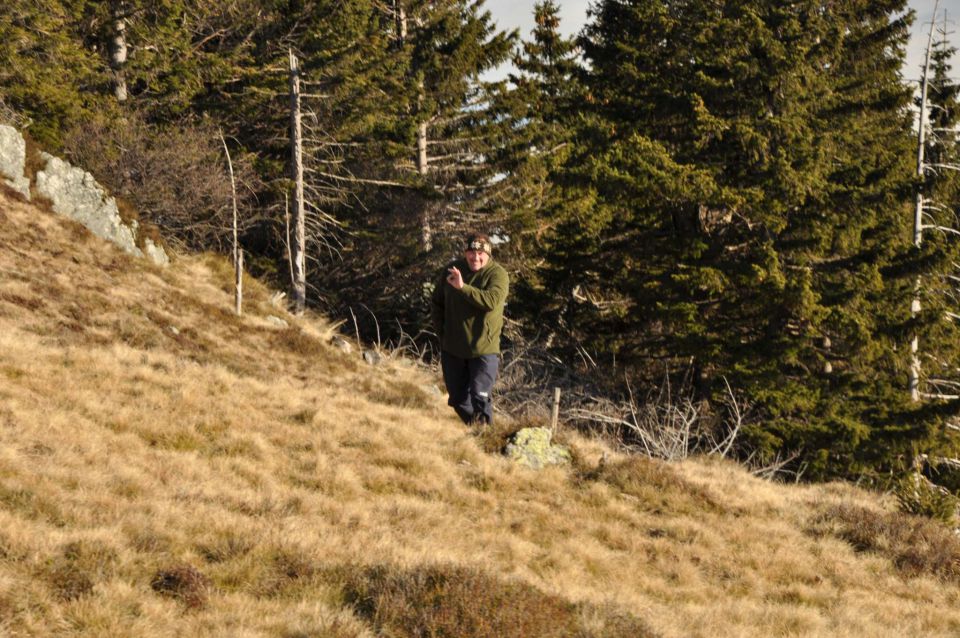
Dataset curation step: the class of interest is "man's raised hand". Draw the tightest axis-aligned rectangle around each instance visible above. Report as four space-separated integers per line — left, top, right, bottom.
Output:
446 266 464 290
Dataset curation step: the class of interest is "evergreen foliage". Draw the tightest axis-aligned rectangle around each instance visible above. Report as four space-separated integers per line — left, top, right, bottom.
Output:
538 0 957 478
0 0 114 147
490 1 581 286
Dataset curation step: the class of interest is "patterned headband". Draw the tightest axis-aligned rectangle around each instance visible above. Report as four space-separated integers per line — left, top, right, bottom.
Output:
467 239 492 254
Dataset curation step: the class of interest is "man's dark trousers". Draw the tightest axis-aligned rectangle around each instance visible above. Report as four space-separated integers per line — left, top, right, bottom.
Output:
441 351 499 424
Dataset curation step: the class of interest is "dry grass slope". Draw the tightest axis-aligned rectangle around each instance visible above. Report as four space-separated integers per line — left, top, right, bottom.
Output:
2 191 960 636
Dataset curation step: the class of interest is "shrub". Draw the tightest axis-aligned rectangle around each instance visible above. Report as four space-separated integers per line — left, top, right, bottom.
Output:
811 503 960 580
581 456 725 516
895 472 958 524
339 563 658 638
62 112 265 253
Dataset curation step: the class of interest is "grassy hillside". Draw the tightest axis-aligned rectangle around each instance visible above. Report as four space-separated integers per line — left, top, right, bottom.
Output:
2 190 960 637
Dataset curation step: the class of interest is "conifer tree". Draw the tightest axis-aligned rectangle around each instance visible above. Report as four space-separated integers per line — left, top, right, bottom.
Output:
304 0 516 333
492 1 580 266
547 0 948 477
401 0 516 253
0 0 112 147
922 15 960 224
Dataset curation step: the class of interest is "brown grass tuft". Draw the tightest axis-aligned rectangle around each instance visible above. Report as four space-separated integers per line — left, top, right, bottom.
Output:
46 562 95 601
150 564 212 609
359 375 436 411
272 326 328 358
580 456 725 515
339 563 657 638
810 503 960 580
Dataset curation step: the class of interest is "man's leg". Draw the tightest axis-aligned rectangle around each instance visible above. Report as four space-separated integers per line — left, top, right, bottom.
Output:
467 354 500 425
441 351 474 424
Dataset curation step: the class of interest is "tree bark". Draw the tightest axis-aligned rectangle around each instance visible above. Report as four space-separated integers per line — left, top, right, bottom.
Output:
290 50 306 314
236 250 244 316
911 0 940 401
219 130 241 316
417 118 432 252
109 0 128 103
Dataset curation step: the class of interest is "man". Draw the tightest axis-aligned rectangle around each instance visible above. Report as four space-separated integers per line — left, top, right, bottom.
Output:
430 233 509 425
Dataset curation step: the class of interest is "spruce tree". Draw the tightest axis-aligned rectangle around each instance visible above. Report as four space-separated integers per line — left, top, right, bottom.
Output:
303 0 516 334
546 0 948 478
0 0 113 147
490 1 581 275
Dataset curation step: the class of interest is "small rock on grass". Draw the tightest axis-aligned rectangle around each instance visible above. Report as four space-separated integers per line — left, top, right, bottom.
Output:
504 427 572 470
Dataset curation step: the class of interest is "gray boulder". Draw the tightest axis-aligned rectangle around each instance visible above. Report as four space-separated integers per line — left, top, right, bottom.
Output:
504 427 572 470
35 153 142 257
0 125 30 200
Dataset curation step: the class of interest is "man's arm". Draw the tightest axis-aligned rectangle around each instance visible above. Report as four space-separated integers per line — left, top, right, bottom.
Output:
457 266 509 312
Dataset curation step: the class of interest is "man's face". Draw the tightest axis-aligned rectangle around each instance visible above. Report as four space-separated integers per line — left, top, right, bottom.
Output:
465 248 489 272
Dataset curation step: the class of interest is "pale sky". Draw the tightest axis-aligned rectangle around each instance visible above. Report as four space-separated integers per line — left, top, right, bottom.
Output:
483 0 960 85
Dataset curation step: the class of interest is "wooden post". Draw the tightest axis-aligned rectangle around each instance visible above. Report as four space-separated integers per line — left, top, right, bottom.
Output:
236 250 243 316
289 49 306 314
550 387 561 432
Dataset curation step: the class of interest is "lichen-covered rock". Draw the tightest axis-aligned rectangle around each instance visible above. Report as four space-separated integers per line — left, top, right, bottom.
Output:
0 125 30 200
504 427 572 470
35 153 142 257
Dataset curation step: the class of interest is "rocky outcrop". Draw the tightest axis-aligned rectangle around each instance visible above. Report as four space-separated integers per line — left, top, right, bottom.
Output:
0 125 30 200
35 153 142 257
504 427 572 470
0 125 169 266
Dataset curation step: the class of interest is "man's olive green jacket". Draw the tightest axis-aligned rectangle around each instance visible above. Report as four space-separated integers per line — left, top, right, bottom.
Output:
430 258 509 359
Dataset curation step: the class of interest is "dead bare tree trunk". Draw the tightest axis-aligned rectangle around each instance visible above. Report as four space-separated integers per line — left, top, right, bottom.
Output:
417 118 432 252
289 50 306 314
911 0 940 402
415 74 434 253
109 0 128 103
219 130 242 316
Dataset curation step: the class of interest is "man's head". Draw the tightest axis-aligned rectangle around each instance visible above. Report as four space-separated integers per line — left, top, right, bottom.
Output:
464 233 492 272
